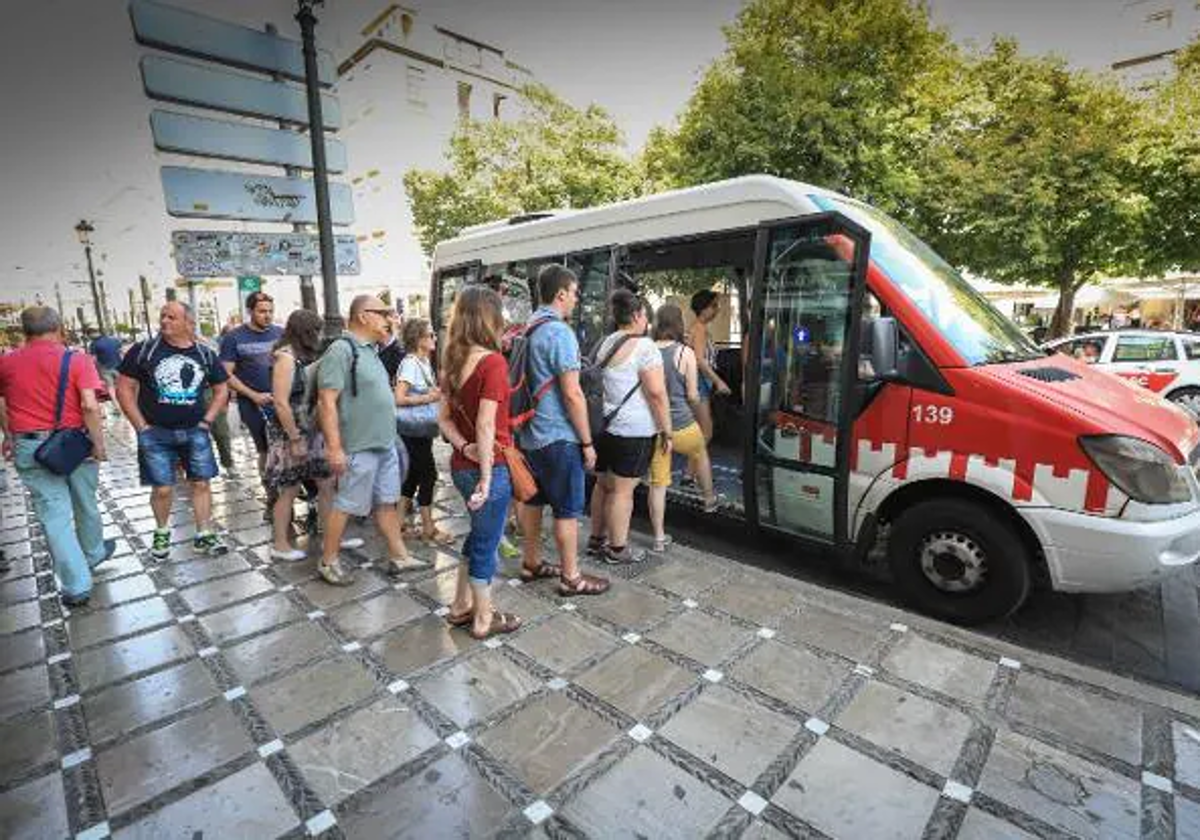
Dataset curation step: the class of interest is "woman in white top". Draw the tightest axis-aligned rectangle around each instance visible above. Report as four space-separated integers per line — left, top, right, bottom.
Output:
588 289 672 565
395 318 452 544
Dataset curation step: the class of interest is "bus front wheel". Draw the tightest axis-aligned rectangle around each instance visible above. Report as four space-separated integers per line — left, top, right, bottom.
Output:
887 498 1031 625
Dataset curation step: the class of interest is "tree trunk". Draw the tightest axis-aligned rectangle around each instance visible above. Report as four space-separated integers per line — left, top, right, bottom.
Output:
1048 268 1078 340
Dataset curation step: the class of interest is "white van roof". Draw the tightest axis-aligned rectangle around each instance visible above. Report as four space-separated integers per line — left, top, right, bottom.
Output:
432 175 843 269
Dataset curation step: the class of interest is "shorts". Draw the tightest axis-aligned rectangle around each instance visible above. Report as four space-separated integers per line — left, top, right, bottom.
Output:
524 440 585 520
238 397 269 453
596 433 655 480
649 422 707 487
333 446 401 517
138 426 219 487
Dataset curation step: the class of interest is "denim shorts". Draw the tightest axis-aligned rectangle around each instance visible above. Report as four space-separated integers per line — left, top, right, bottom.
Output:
523 440 585 519
333 446 401 517
451 466 511 585
138 426 219 487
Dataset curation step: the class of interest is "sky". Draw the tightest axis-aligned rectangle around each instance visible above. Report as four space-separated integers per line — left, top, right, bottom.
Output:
0 0 1172 325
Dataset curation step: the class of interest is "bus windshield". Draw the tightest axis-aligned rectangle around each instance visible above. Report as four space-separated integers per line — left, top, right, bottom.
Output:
813 195 1043 366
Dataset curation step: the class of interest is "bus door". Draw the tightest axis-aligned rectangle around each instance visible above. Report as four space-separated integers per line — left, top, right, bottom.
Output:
566 247 615 358
746 213 870 546
432 260 482 334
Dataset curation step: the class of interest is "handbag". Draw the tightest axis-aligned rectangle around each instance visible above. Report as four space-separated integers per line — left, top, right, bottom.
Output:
395 361 441 438
34 350 94 476
452 395 537 503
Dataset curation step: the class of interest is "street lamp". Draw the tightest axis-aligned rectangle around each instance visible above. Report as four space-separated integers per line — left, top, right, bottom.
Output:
295 0 342 340
74 220 106 333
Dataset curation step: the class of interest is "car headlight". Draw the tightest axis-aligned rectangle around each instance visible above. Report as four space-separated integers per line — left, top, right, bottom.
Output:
1079 435 1191 505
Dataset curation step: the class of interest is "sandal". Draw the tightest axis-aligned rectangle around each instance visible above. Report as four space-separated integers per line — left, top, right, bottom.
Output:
470 610 522 641
446 608 473 627
702 494 726 514
520 562 561 582
559 573 610 597
421 529 456 546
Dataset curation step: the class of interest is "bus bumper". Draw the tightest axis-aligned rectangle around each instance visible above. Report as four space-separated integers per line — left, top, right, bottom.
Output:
1023 506 1200 593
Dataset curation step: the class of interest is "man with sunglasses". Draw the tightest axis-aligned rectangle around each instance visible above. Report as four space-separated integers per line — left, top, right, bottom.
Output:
314 295 426 585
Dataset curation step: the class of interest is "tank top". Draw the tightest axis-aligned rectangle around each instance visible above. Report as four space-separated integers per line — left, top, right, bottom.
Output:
660 342 695 429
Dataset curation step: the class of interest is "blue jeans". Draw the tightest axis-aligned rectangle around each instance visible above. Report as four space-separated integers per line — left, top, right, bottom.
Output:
14 437 104 598
451 466 512 585
138 426 219 487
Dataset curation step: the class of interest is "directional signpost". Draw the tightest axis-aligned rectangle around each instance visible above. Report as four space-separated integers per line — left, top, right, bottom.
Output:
130 0 356 321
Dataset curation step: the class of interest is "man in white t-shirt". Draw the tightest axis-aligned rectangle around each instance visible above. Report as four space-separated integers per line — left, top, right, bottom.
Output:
589 288 672 564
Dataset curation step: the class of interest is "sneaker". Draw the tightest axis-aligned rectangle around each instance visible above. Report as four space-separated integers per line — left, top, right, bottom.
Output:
319 558 355 586
651 534 674 554
498 537 521 560
340 537 365 550
385 555 428 575
603 545 647 565
150 529 171 560
586 536 608 558
270 547 307 562
61 591 91 608
194 531 229 557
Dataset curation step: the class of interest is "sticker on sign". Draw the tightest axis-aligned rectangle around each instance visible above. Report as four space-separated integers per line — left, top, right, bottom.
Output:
172 230 361 277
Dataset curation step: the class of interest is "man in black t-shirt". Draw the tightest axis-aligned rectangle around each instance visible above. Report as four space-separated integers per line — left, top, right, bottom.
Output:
116 302 231 560
377 302 405 384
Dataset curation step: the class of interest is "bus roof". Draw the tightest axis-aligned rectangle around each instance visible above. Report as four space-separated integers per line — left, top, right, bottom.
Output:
431 175 844 269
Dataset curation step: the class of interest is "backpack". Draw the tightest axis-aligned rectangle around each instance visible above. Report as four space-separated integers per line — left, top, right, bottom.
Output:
506 317 555 431
302 336 360 429
580 334 641 439
134 336 219 383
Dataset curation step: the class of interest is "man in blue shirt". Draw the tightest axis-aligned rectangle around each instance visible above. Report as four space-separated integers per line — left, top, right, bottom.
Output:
88 329 123 414
518 264 608 596
219 292 283 478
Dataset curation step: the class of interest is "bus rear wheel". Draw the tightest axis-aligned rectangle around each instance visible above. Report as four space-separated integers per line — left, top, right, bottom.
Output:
887 498 1031 625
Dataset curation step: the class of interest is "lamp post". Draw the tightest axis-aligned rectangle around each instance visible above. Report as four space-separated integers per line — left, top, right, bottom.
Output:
74 220 106 334
295 0 342 339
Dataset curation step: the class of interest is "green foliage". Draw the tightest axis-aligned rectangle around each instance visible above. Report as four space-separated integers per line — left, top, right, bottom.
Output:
1137 37 1200 275
404 84 642 255
643 0 959 216
914 39 1146 334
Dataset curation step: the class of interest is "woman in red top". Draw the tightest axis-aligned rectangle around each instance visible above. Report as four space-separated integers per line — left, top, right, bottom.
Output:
437 286 522 640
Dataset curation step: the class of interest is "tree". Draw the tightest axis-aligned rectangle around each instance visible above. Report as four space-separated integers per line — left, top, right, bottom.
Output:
914 40 1146 338
1138 37 1200 278
641 0 961 218
404 84 642 255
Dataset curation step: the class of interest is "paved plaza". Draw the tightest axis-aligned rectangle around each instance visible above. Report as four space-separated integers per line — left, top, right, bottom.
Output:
2 424 1200 839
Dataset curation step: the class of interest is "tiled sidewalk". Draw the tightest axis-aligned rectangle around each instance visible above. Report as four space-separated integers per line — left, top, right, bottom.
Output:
1 430 1199 839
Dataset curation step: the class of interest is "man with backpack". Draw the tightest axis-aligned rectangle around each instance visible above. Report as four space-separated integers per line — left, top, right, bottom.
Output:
116 302 230 560
514 265 609 596
313 294 425 585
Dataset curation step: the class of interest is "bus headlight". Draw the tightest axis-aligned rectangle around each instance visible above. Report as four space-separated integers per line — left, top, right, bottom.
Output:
1079 435 1192 505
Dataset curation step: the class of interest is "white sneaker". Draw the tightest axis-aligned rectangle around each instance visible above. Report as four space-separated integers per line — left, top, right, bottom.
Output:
340 537 365 550
386 555 428 575
270 547 307 562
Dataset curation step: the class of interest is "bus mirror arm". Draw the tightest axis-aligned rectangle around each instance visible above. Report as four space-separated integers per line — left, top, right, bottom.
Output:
869 317 900 381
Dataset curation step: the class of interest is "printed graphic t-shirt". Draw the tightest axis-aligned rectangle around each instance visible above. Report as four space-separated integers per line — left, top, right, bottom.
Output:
119 339 229 429
219 324 283 396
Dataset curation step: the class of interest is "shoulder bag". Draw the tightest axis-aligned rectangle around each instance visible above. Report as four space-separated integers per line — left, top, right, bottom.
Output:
395 360 441 438
34 351 95 476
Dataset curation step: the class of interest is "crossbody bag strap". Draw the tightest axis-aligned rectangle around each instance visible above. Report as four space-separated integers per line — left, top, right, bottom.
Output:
52 351 73 430
600 335 641 426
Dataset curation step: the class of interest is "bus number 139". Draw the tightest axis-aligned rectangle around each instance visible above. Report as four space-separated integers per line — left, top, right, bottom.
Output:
912 405 954 425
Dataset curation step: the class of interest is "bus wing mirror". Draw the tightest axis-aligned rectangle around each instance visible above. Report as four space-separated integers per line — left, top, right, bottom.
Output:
869 317 899 380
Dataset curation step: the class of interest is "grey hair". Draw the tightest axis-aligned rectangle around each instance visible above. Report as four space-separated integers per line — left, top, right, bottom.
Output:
163 301 196 322
21 306 62 338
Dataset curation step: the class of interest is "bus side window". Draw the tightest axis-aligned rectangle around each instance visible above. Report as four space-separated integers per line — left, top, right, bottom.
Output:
567 249 611 358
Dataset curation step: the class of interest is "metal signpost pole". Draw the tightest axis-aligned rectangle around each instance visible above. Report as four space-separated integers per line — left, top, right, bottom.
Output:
140 275 153 338
75 220 106 333
296 0 342 338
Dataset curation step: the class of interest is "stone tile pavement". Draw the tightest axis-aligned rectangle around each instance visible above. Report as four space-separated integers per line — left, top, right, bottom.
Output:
1 429 1200 838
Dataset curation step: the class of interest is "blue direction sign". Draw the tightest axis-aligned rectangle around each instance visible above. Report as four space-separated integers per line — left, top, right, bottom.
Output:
161 167 355 226
172 231 361 277
141 56 341 130
130 0 335 87
150 111 347 173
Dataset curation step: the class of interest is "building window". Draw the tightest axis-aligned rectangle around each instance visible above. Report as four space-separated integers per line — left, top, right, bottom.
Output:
457 81 472 120
407 65 427 110
492 93 506 119
400 13 413 38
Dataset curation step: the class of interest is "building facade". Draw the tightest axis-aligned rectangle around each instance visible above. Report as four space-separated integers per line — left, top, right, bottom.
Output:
336 4 533 307
1111 0 1200 87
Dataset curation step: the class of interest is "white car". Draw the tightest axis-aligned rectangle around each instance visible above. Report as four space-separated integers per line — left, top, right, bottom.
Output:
1043 330 1200 415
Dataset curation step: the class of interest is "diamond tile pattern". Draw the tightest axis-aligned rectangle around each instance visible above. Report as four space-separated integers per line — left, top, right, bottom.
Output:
0 436 1188 839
